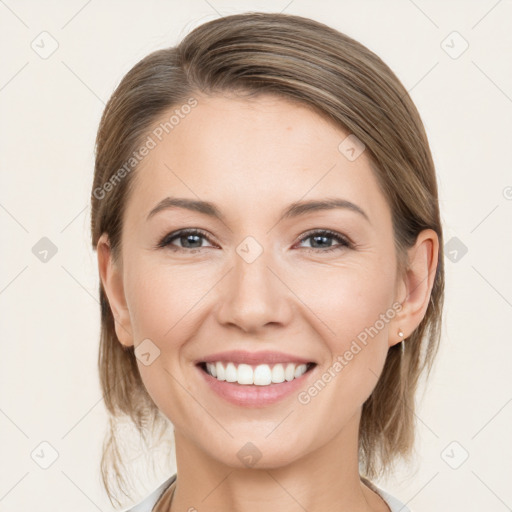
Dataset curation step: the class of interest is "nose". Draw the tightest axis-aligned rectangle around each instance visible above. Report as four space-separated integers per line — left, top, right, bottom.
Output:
216 245 293 334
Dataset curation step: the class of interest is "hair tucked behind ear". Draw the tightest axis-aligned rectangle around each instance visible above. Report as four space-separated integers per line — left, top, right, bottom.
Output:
91 11 444 506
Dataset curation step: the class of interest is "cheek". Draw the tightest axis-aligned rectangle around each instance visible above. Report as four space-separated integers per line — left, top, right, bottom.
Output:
292 259 395 347
123 260 217 406
290 267 394 434
290 260 395 400
125 259 212 342
123 260 208 421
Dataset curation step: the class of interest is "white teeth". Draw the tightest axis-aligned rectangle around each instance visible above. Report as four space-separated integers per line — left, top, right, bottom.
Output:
215 361 225 381
271 363 285 383
203 361 311 385
225 362 237 382
237 364 253 385
206 362 217 377
285 363 296 381
294 364 307 378
253 364 272 386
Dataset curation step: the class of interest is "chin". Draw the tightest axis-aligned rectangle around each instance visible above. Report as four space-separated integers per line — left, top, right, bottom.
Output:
202 433 311 470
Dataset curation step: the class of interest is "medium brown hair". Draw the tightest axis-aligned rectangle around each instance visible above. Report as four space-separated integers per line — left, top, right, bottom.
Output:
91 11 444 506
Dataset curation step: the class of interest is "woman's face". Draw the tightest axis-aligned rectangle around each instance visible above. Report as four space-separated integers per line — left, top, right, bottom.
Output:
100 93 409 468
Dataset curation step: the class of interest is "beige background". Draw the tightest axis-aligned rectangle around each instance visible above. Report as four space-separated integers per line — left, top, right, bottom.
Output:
1 0 511 510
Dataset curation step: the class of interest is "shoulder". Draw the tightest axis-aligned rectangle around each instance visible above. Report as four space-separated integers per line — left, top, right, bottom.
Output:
122 474 177 512
360 476 413 512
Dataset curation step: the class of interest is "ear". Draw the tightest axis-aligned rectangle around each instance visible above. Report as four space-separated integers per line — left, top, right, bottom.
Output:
390 228 439 348
96 232 134 347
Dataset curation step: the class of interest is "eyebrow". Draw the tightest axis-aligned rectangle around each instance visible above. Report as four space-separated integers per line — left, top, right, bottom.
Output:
146 196 370 224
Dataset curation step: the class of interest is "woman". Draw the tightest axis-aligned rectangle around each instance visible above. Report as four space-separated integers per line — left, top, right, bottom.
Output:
92 12 444 512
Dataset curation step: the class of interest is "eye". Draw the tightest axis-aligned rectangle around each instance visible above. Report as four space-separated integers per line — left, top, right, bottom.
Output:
157 228 353 253
296 229 352 253
157 229 215 251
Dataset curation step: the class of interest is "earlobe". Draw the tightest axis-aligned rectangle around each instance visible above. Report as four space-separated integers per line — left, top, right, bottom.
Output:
96 233 134 347
390 229 439 348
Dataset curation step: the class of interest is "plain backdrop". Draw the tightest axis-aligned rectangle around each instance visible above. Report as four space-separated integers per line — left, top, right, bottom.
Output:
1 1 511 511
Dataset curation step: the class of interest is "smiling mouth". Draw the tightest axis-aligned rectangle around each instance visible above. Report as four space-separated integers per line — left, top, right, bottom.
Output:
197 361 317 386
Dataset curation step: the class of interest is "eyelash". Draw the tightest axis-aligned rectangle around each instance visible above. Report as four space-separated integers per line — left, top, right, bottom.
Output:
156 228 353 254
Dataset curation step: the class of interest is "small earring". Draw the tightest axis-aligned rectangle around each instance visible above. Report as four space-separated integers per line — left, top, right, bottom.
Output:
398 329 405 354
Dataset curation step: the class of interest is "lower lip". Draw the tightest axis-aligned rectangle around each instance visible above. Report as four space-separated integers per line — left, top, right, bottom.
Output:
196 364 317 407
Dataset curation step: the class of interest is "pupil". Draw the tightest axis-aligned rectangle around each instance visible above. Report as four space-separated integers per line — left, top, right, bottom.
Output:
313 235 329 248
184 234 201 248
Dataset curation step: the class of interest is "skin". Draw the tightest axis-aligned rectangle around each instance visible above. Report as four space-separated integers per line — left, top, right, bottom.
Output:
97 92 439 512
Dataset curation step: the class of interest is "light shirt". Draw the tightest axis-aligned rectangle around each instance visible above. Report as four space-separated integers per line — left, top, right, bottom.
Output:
123 473 412 512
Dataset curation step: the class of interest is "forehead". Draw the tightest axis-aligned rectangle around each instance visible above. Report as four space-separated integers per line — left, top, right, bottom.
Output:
125 93 390 227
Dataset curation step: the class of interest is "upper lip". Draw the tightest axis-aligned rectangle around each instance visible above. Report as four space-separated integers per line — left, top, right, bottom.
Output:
196 350 315 366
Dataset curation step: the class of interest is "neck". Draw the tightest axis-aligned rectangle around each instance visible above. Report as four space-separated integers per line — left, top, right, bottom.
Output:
167 409 388 512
